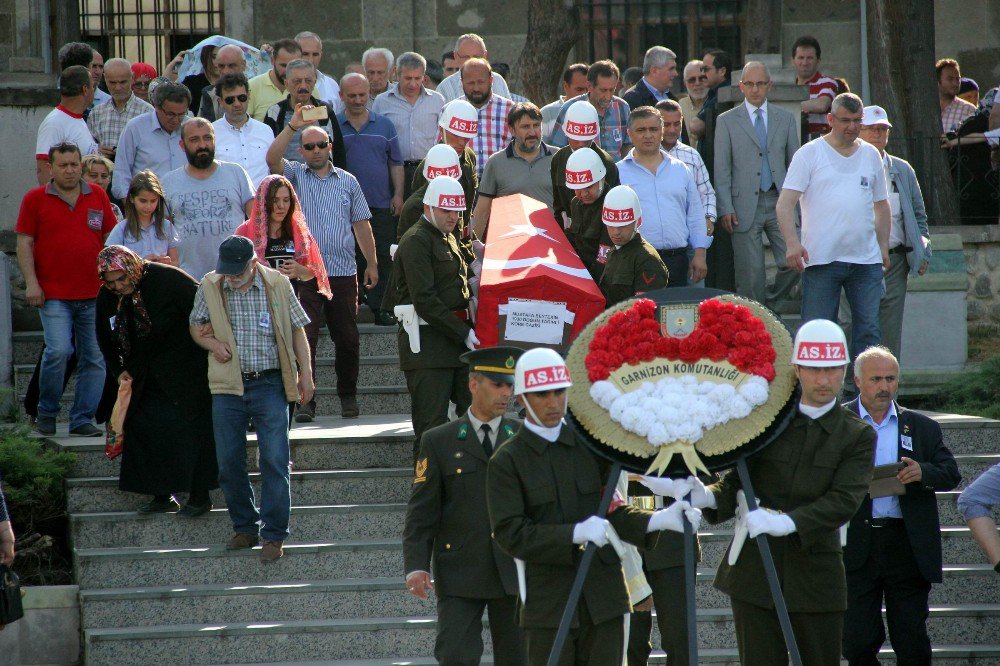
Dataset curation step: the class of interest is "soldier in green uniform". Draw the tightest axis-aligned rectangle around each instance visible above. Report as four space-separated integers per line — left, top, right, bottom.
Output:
487 348 699 665
403 346 526 665
691 319 877 664
549 100 619 230
384 176 477 460
397 143 477 255
597 184 669 306
564 147 613 282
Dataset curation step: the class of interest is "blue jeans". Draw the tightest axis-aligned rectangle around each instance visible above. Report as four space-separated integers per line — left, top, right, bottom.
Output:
38 299 106 429
958 463 1000 521
212 372 291 542
800 261 885 362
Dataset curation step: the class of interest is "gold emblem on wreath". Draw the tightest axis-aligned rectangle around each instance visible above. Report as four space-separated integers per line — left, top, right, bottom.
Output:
659 304 698 339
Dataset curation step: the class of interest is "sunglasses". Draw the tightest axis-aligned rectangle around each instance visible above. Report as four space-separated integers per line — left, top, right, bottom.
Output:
223 94 249 104
133 81 150 88
302 140 330 150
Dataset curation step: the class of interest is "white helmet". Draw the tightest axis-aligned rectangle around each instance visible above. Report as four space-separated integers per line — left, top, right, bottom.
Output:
422 176 467 211
792 319 849 367
564 147 607 190
563 101 600 141
514 348 573 395
423 144 462 180
601 185 642 227
439 100 479 138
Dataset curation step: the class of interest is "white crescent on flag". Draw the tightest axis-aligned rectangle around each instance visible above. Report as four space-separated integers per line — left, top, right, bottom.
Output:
494 223 563 244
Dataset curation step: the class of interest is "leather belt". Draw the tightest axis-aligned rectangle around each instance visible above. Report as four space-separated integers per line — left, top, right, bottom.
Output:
869 517 904 528
888 245 913 255
657 247 687 257
241 369 280 381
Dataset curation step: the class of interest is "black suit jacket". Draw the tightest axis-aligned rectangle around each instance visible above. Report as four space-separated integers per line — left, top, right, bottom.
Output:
622 81 688 145
843 399 961 583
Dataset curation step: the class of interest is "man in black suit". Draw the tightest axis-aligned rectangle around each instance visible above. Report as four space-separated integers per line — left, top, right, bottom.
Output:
623 46 677 110
402 346 526 664
842 346 961 665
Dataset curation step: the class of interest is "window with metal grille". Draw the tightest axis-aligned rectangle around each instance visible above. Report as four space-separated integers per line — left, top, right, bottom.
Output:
580 0 744 71
79 0 225 71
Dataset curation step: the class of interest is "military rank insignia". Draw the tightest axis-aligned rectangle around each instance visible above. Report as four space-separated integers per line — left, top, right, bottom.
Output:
457 423 469 440
414 457 429 483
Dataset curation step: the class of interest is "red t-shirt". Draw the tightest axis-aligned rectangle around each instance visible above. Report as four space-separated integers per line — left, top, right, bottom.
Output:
15 181 117 300
803 71 838 135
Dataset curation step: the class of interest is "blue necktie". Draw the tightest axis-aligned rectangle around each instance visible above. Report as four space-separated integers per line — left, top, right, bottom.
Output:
755 108 773 192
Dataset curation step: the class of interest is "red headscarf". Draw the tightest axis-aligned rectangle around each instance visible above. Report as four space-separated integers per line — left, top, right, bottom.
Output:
234 174 332 299
131 62 157 80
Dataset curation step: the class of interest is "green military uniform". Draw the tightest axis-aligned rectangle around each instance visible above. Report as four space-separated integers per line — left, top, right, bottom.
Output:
706 404 876 665
568 188 612 282
598 232 669 306
385 216 473 458
487 423 655 665
550 143 620 227
400 146 478 254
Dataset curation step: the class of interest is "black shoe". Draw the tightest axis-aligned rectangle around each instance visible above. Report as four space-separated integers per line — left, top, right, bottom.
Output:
293 404 315 423
34 416 56 437
374 310 396 326
138 496 180 514
177 501 213 518
340 395 359 418
69 423 103 437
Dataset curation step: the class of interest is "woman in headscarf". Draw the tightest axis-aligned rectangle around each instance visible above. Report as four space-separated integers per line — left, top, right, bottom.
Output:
95 246 218 516
235 174 330 423
130 62 157 103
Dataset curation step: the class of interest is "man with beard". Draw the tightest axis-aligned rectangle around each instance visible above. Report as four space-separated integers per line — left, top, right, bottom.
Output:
248 39 304 121
160 118 255 279
472 103 554 238
458 58 514 180
264 59 346 168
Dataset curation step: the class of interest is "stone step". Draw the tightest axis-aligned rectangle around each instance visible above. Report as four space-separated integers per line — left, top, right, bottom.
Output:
67 467 412 513
70 503 408 549
954 454 1000 490
919 412 1000 455
49 415 415 477
81 609 1000 665
11 326 401 365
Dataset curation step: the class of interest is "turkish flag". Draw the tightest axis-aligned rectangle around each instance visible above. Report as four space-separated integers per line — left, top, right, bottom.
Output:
475 194 605 349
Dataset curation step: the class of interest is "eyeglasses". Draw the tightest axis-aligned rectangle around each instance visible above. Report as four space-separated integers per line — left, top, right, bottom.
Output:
159 110 186 120
740 81 770 88
685 75 707 84
133 81 150 88
223 94 249 104
302 141 330 150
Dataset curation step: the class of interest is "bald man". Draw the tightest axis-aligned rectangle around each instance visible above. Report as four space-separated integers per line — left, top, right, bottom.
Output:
199 44 247 121
87 57 153 159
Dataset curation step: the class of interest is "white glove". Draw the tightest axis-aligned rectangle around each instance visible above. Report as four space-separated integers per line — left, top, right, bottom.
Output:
572 516 611 547
686 476 716 509
646 501 701 534
465 328 480 350
472 239 486 262
639 475 693 500
746 509 796 538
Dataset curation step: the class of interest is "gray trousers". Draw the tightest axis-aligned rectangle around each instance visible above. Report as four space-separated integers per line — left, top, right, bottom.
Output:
731 189 798 305
878 252 909 360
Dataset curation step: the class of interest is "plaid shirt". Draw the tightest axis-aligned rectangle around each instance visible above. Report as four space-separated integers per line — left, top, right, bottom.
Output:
666 141 717 218
189 270 310 373
86 94 153 147
550 94 632 159
941 97 976 133
460 94 514 179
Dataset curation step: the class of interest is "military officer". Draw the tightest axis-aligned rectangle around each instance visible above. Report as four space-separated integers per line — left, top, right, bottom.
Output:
564 147 612 281
403 346 527 665
549 101 619 229
487 348 698 665
692 319 877 665
597 185 668 306
385 176 477 460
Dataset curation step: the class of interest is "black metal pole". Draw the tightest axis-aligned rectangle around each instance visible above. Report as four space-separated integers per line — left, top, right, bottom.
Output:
546 461 623 666
682 490 699 662
735 456 803 666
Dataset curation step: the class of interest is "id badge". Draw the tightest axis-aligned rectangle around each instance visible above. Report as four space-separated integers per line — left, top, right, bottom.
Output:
901 435 913 451
285 241 295 253
597 243 612 265
87 209 103 231
258 311 271 329
109 315 117 330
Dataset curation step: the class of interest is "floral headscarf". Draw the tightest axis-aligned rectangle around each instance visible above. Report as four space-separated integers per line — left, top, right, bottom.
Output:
235 174 332 299
97 245 151 364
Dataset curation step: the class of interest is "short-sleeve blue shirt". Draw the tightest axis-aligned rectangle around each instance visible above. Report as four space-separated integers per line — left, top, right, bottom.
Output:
337 111 403 209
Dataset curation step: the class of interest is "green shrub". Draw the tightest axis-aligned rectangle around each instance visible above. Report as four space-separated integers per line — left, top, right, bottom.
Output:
936 357 1000 420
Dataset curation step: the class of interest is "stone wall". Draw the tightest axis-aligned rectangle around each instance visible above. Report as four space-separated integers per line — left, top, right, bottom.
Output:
949 224 1000 332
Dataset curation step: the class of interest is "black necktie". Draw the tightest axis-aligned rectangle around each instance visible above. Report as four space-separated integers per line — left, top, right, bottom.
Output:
480 423 493 457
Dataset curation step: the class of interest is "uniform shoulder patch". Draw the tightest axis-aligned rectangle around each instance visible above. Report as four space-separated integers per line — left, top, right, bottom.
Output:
457 423 469 440
414 457 429 483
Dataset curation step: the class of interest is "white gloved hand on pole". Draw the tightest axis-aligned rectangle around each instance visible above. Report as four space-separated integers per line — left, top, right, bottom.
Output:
646 501 701 534
572 516 611 547
686 476 717 509
465 328 480 350
746 509 796 538
639 475 693 500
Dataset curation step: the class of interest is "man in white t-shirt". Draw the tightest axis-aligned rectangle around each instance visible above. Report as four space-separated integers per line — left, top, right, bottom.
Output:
777 92 890 366
35 66 99 185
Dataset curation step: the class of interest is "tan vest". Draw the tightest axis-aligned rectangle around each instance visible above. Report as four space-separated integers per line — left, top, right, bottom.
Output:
201 265 299 401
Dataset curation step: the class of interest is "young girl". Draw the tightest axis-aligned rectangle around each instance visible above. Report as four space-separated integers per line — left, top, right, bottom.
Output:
105 170 180 265
82 154 124 223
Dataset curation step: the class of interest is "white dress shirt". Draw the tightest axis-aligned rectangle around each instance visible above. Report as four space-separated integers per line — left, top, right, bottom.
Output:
744 98 768 132
212 115 275 188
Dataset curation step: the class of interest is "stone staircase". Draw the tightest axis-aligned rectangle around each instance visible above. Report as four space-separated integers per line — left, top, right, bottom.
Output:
11 329 1000 664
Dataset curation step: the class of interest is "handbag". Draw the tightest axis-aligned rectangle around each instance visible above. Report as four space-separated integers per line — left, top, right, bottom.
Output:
0 564 24 626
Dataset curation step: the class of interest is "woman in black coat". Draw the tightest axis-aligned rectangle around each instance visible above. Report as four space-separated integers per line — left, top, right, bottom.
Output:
96 246 217 516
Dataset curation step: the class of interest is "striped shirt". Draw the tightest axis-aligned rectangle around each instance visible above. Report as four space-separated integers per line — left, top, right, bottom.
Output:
802 71 837 135
282 160 372 277
550 94 632 159
665 140 717 219
86 94 153 148
459 93 514 179
190 269 310 373
437 70 511 103
941 97 976 133
371 83 445 162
